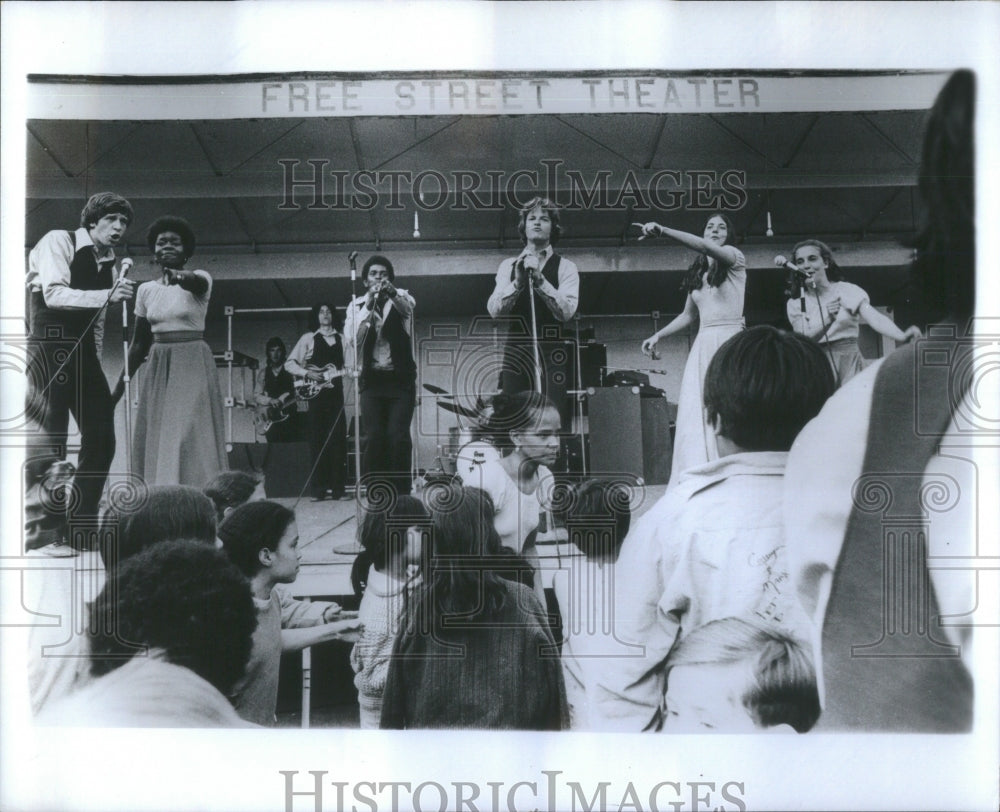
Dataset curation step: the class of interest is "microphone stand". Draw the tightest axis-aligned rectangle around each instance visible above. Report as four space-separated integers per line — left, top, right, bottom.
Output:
527 274 544 393
119 262 134 475
348 252 363 512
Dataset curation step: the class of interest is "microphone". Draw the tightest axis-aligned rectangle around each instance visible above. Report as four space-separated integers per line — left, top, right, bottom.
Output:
119 257 134 278
774 255 809 278
348 251 359 265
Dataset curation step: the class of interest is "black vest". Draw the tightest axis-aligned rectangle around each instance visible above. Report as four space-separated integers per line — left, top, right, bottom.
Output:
311 331 345 371
264 365 295 400
30 230 115 341
508 253 562 331
361 304 415 383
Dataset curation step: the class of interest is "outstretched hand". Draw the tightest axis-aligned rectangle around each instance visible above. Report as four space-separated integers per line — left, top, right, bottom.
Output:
632 222 663 241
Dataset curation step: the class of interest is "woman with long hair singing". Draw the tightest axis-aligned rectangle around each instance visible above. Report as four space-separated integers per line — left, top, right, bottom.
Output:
637 212 747 481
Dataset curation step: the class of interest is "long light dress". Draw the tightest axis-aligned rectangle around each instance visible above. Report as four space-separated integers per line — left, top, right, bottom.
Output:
131 272 228 487
670 251 746 482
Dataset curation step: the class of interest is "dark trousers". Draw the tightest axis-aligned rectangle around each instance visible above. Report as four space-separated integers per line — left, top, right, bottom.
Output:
307 385 347 496
359 372 415 496
25 332 115 546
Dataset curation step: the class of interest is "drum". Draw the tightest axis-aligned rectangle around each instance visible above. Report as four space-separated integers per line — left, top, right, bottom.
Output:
453 440 500 481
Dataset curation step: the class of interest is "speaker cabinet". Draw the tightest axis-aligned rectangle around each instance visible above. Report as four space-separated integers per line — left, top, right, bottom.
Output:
588 388 672 485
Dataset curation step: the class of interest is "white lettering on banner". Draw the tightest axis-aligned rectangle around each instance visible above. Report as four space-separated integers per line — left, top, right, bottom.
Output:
27 73 949 120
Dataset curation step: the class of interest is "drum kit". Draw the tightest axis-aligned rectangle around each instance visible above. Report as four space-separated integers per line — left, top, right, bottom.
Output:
421 383 500 481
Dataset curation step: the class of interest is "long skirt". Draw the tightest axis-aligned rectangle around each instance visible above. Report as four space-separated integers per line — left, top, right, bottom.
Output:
824 337 867 388
132 331 228 488
669 319 744 484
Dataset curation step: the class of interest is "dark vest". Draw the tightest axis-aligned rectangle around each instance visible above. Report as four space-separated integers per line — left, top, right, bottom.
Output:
507 253 562 331
311 331 345 371
30 230 115 341
819 338 974 731
361 304 415 384
264 365 295 400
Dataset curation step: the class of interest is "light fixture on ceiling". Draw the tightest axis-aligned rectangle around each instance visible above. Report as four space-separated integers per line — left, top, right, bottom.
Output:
766 210 774 238
413 210 421 239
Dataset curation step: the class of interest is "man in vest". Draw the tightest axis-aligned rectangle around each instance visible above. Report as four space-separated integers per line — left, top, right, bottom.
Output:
25 192 136 549
253 337 298 443
488 197 580 426
343 255 417 496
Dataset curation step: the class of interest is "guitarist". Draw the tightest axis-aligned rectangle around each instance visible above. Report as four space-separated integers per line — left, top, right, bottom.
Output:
286 304 348 501
253 337 298 443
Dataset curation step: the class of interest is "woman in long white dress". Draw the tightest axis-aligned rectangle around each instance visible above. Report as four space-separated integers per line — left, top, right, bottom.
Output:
113 216 227 487
637 213 746 482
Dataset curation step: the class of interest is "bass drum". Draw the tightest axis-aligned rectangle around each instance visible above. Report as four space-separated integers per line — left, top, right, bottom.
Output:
453 440 501 482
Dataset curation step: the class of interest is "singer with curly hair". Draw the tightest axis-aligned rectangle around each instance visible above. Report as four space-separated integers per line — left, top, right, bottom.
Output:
488 196 580 427
343 255 417 496
24 192 136 548
113 216 228 488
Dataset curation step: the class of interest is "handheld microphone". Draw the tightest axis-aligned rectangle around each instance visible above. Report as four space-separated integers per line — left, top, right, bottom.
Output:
119 257 134 278
773 255 809 277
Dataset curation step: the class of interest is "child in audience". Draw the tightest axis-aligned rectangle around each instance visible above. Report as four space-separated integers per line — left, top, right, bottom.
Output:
203 470 265 524
39 539 257 727
380 485 566 730
28 485 218 716
552 477 633 730
350 496 429 729
594 326 835 731
661 616 820 733
218 501 361 725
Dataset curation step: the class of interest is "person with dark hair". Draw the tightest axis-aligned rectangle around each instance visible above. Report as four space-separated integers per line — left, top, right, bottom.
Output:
595 326 834 731
112 216 227 487
459 390 560 598
488 197 579 425
636 213 747 481
38 540 257 727
218 500 360 725
350 496 429 728
203 470 265 524
25 191 136 548
286 304 347 500
784 70 978 732
100 484 218 571
380 485 567 730
343 255 417 496
253 336 298 443
662 616 820 734
553 477 633 730
784 238 921 386
27 484 218 716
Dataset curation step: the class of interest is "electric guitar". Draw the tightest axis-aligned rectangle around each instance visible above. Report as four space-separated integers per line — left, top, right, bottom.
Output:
254 393 296 435
294 364 346 400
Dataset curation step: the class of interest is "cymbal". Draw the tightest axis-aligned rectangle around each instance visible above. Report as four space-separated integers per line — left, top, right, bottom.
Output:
437 400 478 419
422 383 453 396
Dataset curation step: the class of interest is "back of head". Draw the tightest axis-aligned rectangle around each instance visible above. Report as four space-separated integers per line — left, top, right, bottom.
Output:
100 485 217 571
704 326 835 452
667 616 820 733
218 500 294 578
88 539 256 697
912 69 975 321
203 471 260 523
564 478 633 561
357 494 429 572
419 485 507 615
